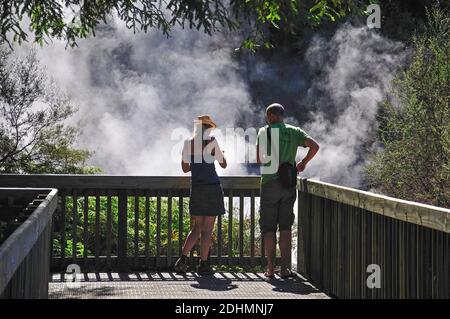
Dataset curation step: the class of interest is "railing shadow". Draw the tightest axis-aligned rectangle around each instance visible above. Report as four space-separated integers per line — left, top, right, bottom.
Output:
50 272 324 297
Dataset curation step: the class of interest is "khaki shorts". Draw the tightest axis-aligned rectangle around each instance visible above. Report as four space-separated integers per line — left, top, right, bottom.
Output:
259 178 296 233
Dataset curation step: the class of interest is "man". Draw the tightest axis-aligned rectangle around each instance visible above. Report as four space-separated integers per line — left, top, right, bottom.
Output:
256 103 319 278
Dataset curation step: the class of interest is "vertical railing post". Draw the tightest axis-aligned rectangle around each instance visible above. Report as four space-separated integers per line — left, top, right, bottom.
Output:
228 189 233 266
134 190 140 269
72 190 78 264
239 194 244 265
178 195 184 259
106 191 112 269
250 190 255 268
297 180 303 274
94 191 100 270
145 191 150 267
83 195 89 269
156 193 162 268
167 191 173 267
60 191 66 270
118 189 128 272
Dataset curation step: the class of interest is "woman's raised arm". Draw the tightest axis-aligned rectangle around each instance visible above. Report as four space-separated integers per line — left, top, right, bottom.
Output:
213 139 227 169
181 140 191 173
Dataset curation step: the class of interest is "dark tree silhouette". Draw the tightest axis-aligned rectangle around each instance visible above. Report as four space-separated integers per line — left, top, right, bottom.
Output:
0 1 372 50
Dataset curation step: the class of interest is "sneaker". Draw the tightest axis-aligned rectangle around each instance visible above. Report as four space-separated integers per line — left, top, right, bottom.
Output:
174 256 188 274
197 260 214 276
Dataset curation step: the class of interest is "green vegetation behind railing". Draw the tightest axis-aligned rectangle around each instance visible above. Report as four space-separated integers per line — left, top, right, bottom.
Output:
51 196 263 261
0 175 269 271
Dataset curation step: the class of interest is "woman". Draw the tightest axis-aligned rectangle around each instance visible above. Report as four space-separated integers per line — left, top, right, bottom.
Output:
174 115 227 275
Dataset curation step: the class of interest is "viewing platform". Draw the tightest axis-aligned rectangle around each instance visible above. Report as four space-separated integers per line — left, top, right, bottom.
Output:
48 272 329 299
1 175 448 299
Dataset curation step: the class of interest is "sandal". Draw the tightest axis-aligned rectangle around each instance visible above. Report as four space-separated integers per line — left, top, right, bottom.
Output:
264 271 275 278
280 269 294 279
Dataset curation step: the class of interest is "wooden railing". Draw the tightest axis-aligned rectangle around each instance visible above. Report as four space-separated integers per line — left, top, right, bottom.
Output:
1 174 448 299
0 175 266 272
0 188 58 298
297 178 449 299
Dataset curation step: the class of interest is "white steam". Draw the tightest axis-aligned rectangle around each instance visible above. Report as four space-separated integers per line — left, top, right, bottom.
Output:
296 24 405 187
20 20 253 175
12 21 404 187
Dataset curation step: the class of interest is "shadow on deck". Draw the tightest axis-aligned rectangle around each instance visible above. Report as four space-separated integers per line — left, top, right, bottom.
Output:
49 272 331 299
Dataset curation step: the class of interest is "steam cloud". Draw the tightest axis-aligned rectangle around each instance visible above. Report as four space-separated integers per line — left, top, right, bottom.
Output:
300 24 405 187
242 23 405 187
13 20 405 187
18 20 254 176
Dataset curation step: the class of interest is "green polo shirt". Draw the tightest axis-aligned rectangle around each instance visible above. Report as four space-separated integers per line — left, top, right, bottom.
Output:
256 122 309 185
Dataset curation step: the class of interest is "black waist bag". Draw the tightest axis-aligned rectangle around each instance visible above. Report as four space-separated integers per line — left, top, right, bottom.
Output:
278 162 297 189
266 125 297 189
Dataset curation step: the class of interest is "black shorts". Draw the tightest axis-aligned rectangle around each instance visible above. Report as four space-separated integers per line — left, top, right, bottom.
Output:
189 183 226 216
259 178 296 233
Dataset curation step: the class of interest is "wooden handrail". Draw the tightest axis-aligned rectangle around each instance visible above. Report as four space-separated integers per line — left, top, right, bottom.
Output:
0 174 450 233
297 178 449 298
0 175 264 272
0 188 58 298
1 174 447 231
1 174 448 298
0 174 260 190
298 178 450 233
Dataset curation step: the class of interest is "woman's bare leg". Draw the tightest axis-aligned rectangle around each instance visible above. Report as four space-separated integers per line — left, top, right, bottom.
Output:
200 216 216 261
181 216 202 256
